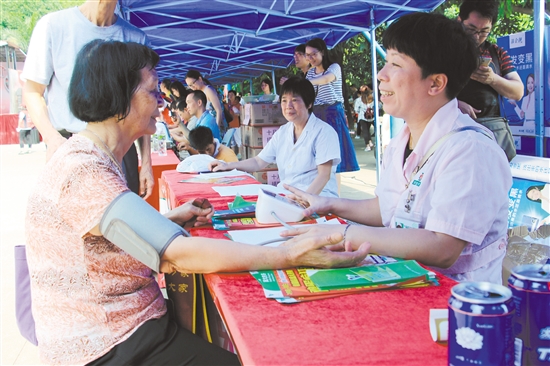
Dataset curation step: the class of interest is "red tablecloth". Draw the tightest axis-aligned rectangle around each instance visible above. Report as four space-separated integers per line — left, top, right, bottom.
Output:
0 114 19 145
140 150 180 210
164 173 453 365
160 169 260 210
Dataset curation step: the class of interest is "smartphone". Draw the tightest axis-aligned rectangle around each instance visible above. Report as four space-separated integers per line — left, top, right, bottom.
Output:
479 57 491 67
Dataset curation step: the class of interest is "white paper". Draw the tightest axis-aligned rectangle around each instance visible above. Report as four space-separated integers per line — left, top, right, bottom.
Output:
198 169 253 179
429 309 449 342
227 218 341 246
212 183 289 197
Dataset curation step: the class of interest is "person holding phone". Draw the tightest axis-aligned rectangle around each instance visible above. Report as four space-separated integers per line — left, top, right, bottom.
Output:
455 0 523 161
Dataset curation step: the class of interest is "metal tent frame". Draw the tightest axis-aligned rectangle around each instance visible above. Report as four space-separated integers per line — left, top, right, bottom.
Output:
118 0 444 84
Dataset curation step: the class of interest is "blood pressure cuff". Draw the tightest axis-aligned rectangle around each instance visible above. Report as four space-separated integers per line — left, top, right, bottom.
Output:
99 191 189 272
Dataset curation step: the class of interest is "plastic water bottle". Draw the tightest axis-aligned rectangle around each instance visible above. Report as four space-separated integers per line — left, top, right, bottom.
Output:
158 134 167 156
152 134 159 153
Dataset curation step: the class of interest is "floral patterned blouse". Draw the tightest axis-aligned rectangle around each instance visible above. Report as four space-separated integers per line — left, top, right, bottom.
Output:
26 135 166 365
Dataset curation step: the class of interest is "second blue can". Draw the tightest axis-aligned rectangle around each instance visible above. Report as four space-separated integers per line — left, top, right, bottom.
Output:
508 264 550 365
448 281 515 366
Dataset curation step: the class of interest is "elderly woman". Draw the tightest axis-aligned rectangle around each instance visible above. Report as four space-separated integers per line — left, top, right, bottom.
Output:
25 40 368 365
282 13 512 285
211 77 341 197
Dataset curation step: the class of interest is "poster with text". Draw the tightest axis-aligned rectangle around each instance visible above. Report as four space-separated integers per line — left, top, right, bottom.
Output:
497 30 536 136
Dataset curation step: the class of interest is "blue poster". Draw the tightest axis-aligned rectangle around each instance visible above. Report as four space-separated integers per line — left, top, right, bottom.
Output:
508 177 550 231
497 31 536 136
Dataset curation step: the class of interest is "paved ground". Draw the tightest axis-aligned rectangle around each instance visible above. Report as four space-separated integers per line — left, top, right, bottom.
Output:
0 136 379 365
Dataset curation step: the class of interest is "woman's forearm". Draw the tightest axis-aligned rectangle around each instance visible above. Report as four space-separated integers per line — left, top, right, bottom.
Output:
345 225 467 269
161 236 288 274
306 162 332 195
308 72 336 85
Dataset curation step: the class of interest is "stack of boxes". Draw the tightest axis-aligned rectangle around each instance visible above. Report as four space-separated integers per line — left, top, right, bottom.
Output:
240 102 286 186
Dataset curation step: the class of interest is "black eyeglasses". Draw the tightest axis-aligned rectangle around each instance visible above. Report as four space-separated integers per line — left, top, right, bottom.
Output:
305 50 320 59
463 24 491 37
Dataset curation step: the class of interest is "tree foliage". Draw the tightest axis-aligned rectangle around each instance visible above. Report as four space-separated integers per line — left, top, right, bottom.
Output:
1 0 81 51
340 0 539 94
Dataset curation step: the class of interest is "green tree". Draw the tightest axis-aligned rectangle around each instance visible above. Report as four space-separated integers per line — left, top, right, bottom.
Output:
1 0 81 51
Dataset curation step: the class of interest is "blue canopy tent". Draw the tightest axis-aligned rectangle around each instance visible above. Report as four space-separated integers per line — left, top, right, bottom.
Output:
118 0 444 84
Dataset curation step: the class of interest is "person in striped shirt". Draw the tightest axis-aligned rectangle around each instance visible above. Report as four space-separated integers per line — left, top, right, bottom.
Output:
305 38 359 176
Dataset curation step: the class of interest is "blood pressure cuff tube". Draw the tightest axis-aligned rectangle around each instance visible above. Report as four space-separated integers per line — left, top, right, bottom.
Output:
99 191 190 273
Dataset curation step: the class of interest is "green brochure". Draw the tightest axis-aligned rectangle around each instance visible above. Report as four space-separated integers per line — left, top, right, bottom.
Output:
306 260 430 290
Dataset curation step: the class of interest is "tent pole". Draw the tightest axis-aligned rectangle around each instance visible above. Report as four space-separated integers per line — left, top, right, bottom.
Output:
271 69 277 95
361 31 386 59
533 0 545 157
369 10 382 183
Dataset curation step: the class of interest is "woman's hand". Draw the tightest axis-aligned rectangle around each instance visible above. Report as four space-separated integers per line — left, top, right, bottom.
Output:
470 65 495 85
166 198 214 228
279 226 370 268
283 184 333 217
210 160 230 172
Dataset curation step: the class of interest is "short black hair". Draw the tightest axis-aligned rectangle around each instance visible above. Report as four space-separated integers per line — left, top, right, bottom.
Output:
161 78 172 89
228 90 237 97
175 98 187 112
261 78 273 91
188 126 214 152
188 89 207 106
69 40 159 122
459 0 499 26
305 38 333 70
382 12 478 100
294 44 306 54
280 76 315 113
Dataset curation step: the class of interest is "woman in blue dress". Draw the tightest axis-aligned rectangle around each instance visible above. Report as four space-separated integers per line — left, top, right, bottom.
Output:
305 38 359 174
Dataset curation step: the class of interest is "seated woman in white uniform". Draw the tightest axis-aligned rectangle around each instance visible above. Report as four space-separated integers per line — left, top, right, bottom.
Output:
210 77 341 197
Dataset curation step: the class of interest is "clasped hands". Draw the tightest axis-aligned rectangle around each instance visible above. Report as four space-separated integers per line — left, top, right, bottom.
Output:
278 184 371 259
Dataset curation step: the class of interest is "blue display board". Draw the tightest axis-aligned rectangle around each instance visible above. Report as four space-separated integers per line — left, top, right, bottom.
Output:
508 155 550 231
497 31 536 136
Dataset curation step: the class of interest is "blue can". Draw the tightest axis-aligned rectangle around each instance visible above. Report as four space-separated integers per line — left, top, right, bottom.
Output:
448 281 515 366
508 264 550 365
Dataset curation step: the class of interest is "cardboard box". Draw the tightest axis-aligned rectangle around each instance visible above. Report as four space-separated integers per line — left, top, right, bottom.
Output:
241 103 285 126
244 146 277 169
241 125 280 148
252 169 280 186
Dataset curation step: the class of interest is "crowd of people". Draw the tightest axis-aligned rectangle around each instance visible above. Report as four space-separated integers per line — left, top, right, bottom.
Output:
20 0 523 364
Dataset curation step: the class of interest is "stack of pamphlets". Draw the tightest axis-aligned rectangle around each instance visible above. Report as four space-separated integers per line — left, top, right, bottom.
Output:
250 256 438 303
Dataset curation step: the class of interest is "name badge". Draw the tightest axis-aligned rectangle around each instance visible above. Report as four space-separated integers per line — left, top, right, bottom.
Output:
395 217 421 229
